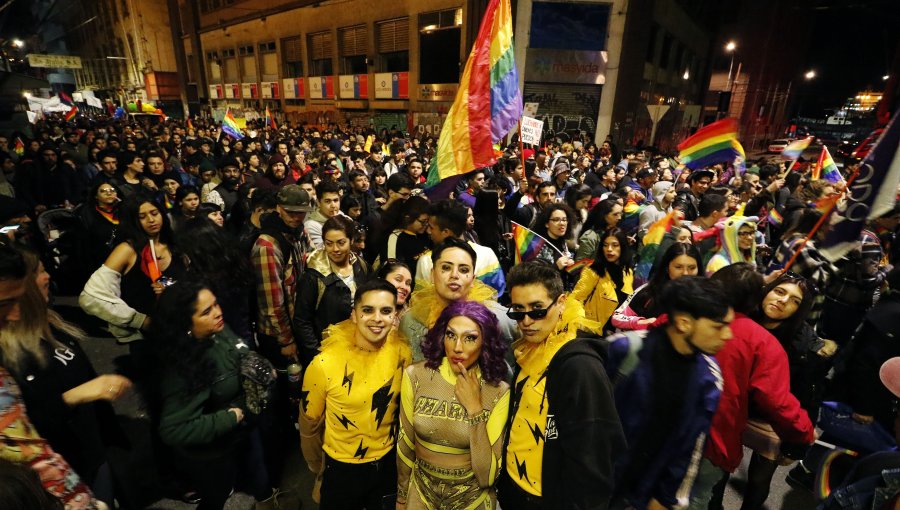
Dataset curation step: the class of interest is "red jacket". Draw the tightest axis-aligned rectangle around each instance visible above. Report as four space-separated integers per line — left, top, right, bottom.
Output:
704 314 815 472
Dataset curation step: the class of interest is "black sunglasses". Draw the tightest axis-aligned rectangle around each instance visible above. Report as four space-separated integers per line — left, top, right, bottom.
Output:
506 308 552 321
506 295 561 321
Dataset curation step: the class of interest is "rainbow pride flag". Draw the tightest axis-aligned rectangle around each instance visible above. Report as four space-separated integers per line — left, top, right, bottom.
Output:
677 118 745 170
813 193 842 215
221 108 243 140
564 258 594 274
13 137 24 156
425 0 521 192
814 146 844 184
781 137 813 160
635 211 677 283
511 221 552 264
64 105 78 122
265 106 277 130
766 208 783 226
619 199 647 234
186 117 194 131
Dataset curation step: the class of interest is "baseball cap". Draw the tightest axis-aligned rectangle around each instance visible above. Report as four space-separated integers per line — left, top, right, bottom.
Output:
636 167 656 180
277 184 315 212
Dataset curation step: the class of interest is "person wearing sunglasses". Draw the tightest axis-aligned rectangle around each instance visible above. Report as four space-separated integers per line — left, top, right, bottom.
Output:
606 276 734 510
706 215 759 275
499 261 625 510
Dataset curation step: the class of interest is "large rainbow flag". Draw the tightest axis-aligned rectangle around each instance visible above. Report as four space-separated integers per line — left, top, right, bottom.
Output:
813 146 844 184
265 106 277 130
425 0 522 192
221 108 243 140
677 118 745 170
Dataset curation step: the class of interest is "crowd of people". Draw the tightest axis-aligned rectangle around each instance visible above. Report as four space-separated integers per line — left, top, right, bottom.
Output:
0 111 898 510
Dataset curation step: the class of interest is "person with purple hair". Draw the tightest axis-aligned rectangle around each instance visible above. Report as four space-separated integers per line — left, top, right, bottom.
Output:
396 300 510 510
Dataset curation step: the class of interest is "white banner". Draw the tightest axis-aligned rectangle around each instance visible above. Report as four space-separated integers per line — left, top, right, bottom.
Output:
521 116 544 145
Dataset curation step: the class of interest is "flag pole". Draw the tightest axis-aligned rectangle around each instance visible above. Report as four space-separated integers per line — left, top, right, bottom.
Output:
510 221 566 258
781 166 861 272
518 119 526 174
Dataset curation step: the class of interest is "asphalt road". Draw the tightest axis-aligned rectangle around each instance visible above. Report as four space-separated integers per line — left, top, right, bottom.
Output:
64 299 818 510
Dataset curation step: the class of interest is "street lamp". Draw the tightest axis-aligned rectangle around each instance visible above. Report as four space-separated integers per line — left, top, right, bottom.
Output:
885 75 891 81
804 70 816 80
12 39 23 48
725 41 737 89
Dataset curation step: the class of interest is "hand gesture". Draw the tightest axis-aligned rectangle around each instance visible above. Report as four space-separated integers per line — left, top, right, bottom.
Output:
556 256 574 270
281 343 299 362
454 363 483 416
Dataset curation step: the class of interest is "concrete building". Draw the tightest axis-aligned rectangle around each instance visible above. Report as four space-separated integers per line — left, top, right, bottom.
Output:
173 0 716 148
56 0 180 110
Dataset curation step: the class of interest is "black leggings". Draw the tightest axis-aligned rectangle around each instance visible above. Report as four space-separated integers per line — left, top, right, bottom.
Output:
740 453 779 510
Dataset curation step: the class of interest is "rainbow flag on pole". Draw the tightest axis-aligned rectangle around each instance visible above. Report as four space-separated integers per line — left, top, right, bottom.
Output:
64 105 78 122
635 211 678 283
677 118 745 170
221 108 243 140
13 137 24 156
425 0 522 193
265 106 277 130
813 146 844 184
781 137 813 160
511 221 558 264
186 117 194 131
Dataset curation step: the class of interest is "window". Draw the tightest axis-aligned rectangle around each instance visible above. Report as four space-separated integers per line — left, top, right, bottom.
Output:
339 25 368 75
221 48 238 82
239 44 256 81
282 37 303 78
259 41 278 81
376 18 409 72
419 10 461 83
308 30 333 76
529 2 610 51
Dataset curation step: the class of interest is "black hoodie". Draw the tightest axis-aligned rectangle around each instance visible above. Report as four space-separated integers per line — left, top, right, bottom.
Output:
504 337 627 509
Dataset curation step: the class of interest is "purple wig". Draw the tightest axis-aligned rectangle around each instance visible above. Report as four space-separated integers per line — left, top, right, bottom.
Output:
422 300 507 385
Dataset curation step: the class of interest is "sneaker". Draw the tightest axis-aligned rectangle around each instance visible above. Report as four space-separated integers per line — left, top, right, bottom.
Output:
786 463 814 492
180 490 201 505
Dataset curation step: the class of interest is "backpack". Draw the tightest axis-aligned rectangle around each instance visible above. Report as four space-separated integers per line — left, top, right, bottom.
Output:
239 350 277 415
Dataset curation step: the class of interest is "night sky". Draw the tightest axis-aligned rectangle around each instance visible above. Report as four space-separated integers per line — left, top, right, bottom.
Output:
801 0 900 116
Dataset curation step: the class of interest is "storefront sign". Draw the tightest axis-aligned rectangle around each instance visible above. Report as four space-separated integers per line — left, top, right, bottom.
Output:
524 49 607 85
374 72 409 99
308 76 335 99
261 81 280 99
419 83 458 101
282 78 305 99
224 83 240 99
241 83 259 99
209 84 224 99
27 54 83 69
339 74 368 99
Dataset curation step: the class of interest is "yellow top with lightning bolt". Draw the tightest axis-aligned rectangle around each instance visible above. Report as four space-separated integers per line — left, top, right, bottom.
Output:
505 297 593 496
301 320 411 464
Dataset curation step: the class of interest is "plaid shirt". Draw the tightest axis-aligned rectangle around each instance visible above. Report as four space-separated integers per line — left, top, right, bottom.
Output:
252 231 309 346
1 368 99 510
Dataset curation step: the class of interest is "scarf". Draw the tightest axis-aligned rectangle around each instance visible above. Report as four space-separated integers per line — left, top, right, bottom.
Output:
95 205 119 225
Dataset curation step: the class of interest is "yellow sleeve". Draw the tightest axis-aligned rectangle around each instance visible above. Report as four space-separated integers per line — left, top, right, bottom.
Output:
301 356 327 421
396 367 417 504
571 266 599 302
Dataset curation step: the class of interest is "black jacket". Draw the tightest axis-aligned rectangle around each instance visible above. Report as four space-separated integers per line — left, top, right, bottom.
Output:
293 249 370 366
504 338 626 509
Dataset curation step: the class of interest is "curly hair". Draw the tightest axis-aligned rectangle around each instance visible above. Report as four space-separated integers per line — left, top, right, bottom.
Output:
421 300 506 385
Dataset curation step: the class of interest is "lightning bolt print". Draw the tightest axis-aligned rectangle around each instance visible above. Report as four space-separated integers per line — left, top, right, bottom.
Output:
514 453 530 484
341 363 354 394
299 389 309 413
536 371 549 414
354 439 369 459
334 413 358 430
371 379 394 427
528 420 544 445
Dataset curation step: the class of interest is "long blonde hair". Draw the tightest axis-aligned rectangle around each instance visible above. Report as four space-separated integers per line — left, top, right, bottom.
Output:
0 252 86 374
